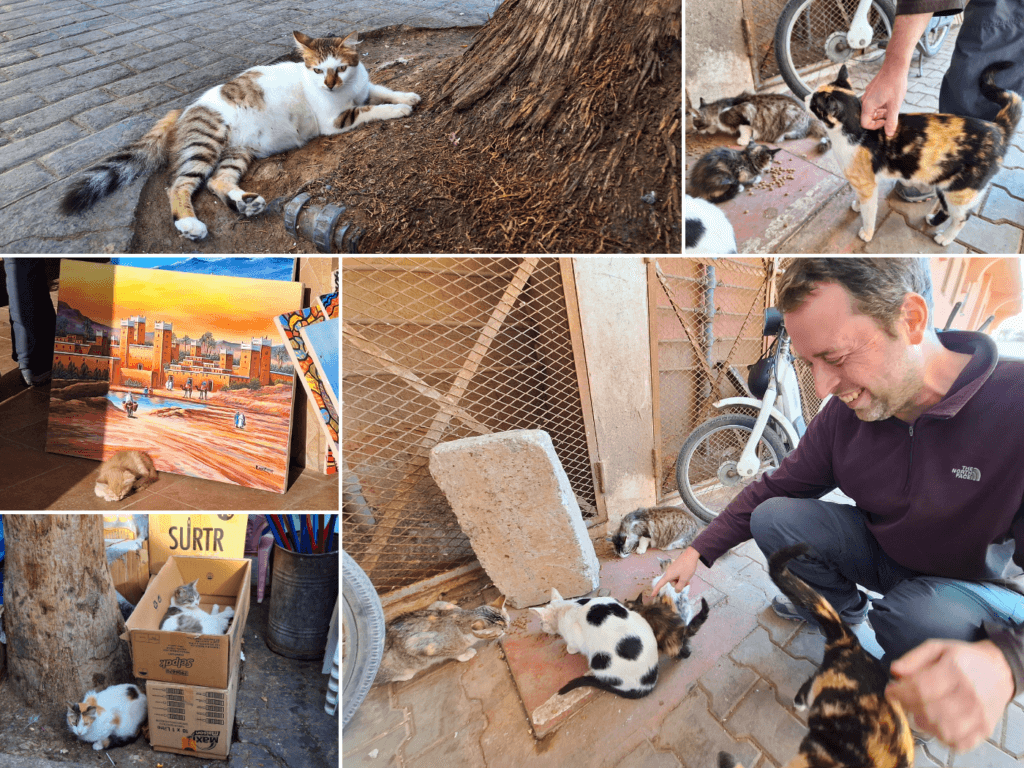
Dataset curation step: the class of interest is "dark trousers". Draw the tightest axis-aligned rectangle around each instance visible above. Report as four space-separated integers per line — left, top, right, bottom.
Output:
750 497 1024 666
939 0 1024 120
3 257 55 376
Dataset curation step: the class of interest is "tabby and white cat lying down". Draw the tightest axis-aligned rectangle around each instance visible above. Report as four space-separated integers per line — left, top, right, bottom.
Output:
61 31 420 240
159 579 234 634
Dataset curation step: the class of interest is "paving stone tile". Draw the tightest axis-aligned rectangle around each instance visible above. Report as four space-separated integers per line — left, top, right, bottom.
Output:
915 744 943 767
340 726 405 767
0 92 46 123
863 210 968 254
27 29 111 56
73 85 179 132
394 659 483 759
981 186 1024 226
728 625 817 706
698 654 759 719
0 161 56 209
1004 145 1024 169
0 66 65 104
342 684 406 753
40 61 132 102
0 119 86 175
655 687 762 768
724 681 807 765
949 740 1021 767
921 735 950 764
955 215 1023 254
1 87 111 136
615 739 683 768
783 624 824 666
37 112 150 175
4 46 91 78
757 604 803 647
1002 703 1024 757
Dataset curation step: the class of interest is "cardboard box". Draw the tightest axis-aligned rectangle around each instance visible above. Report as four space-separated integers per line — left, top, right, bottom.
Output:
147 662 239 760
148 515 248 575
123 555 250 688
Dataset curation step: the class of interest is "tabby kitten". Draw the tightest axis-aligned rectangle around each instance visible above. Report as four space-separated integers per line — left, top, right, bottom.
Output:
688 144 781 203
719 543 914 768
61 31 420 241
608 505 701 557
686 194 737 253
625 574 709 659
807 61 1021 245
94 449 157 502
690 92 828 149
375 599 509 685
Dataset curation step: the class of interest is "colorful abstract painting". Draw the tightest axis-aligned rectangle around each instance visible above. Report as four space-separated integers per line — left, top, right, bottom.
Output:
275 300 339 457
299 318 339 415
110 257 297 282
46 260 304 494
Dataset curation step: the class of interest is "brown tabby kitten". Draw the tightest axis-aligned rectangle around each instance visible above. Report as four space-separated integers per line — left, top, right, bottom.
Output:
374 599 509 685
690 93 828 150
807 61 1021 245
719 543 914 768
608 505 701 557
624 571 709 659
688 144 781 203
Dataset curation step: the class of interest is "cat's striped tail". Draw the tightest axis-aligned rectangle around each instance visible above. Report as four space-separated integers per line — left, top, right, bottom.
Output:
979 61 1022 143
60 109 181 215
768 543 854 647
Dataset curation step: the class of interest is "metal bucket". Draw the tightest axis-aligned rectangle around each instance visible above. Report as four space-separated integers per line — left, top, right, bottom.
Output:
266 544 339 660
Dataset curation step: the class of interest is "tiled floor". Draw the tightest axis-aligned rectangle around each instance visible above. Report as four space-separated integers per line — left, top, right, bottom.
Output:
0 274 338 511
686 23 1024 254
344 534 1024 767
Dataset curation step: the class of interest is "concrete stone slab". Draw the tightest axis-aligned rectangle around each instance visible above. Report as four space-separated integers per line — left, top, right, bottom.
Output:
956 215 1024 254
863 210 968 254
981 186 1024 226
429 429 600 609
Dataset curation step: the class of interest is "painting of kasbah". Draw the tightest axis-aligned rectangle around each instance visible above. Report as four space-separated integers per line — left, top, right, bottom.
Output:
44 260 305 493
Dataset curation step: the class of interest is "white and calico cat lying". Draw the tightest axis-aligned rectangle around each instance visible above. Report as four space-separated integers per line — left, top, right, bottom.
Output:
66 683 147 751
531 588 660 699
159 579 234 634
94 450 158 502
61 31 420 240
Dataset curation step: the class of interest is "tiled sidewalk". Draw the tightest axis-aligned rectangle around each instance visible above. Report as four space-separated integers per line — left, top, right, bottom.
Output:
0 0 498 253
344 537 1024 767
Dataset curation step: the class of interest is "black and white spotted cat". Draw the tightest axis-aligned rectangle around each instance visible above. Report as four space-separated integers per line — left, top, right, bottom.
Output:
686 194 737 253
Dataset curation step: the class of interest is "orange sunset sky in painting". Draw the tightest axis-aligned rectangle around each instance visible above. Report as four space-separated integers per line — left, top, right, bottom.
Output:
59 260 302 344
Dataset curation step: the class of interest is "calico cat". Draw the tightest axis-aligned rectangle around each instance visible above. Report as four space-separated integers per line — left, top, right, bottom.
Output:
159 579 234 634
686 194 737 253
609 505 701 557
375 599 509 684
531 588 660 699
690 92 828 149
66 683 147 751
625 574 710 659
718 543 914 768
807 61 1021 245
93 450 158 502
60 31 420 241
688 144 781 203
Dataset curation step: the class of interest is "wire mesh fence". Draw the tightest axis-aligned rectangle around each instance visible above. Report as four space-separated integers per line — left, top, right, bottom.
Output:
343 257 596 596
743 0 790 86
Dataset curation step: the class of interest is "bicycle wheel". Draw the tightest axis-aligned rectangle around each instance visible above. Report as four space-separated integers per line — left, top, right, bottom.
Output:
675 414 789 524
775 0 896 100
342 550 386 729
918 19 950 57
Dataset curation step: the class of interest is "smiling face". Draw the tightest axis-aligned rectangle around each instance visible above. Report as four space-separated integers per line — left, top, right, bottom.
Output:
784 283 925 422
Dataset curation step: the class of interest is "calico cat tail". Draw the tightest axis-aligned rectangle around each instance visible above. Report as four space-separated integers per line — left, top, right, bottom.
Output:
60 109 181 215
768 543 852 647
979 61 1023 141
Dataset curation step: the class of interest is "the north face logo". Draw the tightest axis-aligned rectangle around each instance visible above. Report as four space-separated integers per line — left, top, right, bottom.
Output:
951 466 981 482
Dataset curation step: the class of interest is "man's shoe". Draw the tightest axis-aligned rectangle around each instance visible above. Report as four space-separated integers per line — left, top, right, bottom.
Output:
21 369 51 386
771 595 868 626
893 181 936 203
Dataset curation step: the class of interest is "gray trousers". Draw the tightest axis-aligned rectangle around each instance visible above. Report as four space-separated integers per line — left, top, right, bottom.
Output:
750 497 1024 666
938 0 1024 121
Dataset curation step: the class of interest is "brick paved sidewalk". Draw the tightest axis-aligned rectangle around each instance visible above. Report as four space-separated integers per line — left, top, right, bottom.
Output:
0 0 497 253
344 538 1024 767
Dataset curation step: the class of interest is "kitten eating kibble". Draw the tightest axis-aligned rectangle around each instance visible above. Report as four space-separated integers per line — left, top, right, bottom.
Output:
688 143 781 203
689 92 828 150
375 598 510 685
807 61 1021 244
94 450 157 502
60 31 420 241
159 579 234 635
531 588 660 699
66 684 147 751
608 505 701 558
718 543 914 768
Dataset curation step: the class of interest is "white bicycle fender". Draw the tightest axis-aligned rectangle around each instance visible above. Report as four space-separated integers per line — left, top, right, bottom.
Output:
711 398 801 449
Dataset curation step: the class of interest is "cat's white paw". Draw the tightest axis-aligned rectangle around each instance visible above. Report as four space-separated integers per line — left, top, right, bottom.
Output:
934 230 955 246
858 226 874 242
738 137 751 147
92 742 104 751
636 537 650 555
751 175 762 185
456 647 477 662
394 91 421 106
175 217 208 240
381 103 413 119
851 198 861 212
230 191 266 218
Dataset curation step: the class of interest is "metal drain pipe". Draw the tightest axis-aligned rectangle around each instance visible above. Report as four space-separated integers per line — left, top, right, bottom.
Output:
277 192 363 253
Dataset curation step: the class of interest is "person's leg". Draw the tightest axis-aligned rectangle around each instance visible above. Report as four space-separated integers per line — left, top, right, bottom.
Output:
3 257 55 384
938 0 1024 121
750 497 915 621
871 577 1024 667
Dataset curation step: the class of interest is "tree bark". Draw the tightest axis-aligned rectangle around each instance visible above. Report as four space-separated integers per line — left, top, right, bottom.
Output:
4 515 133 708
